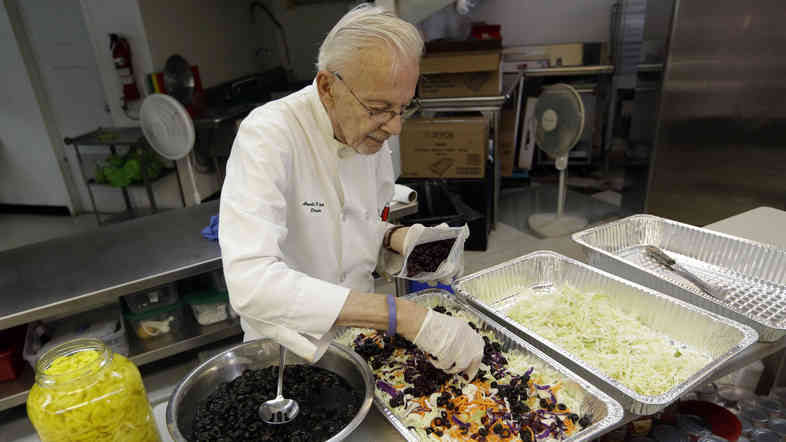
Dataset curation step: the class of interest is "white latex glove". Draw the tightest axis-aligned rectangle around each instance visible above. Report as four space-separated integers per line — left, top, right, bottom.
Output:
399 223 469 285
413 310 484 380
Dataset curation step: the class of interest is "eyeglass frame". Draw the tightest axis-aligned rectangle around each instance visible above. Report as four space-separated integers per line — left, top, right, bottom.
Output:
332 71 420 123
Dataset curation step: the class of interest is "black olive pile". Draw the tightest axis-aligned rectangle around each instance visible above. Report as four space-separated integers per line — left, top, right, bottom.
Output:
191 365 362 442
406 238 456 276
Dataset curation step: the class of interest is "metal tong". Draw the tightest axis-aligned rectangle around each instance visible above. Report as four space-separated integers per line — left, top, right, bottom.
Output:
644 245 725 301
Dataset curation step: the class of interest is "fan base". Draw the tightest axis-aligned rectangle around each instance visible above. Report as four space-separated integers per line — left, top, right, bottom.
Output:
528 213 588 238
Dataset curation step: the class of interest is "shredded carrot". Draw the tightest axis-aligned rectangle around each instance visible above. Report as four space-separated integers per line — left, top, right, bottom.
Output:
564 416 575 434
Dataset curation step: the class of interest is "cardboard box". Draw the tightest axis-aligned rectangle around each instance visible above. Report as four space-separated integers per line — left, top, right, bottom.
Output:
419 51 501 98
400 117 488 179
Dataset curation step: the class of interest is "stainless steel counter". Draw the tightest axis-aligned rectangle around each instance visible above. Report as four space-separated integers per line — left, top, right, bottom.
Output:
0 201 223 331
0 199 418 333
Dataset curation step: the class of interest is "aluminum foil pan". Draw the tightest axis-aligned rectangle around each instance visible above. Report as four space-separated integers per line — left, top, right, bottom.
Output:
453 251 758 415
571 214 786 342
367 288 624 441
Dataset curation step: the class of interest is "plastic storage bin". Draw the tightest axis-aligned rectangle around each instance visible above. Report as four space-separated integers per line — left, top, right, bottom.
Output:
210 270 227 291
184 290 231 325
122 284 178 314
0 325 27 381
124 302 183 340
23 303 129 370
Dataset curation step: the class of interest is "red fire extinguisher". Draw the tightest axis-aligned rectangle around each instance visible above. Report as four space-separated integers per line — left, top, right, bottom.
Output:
109 34 140 106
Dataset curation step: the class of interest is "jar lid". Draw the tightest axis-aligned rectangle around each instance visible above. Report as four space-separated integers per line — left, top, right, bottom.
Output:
717 385 756 403
757 397 784 413
123 301 180 321
742 407 769 424
739 416 752 433
652 425 690 442
751 429 779 442
184 290 229 306
768 418 786 435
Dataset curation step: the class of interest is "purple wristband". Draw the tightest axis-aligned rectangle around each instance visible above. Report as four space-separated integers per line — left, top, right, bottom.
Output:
386 293 397 336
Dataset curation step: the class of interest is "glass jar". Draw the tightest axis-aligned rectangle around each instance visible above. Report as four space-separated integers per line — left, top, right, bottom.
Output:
27 338 160 441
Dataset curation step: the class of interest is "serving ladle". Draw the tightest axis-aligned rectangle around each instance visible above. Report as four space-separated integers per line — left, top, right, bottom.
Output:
259 346 300 424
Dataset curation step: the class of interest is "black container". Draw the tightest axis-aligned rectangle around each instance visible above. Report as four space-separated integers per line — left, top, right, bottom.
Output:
398 181 488 251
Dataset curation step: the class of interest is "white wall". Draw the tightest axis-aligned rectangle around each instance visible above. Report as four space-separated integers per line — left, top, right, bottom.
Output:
137 0 259 89
15 0 116 214
79 0 216 210
468 0 614 46
80 0 153 128
251 1 356 82
0 2 74 208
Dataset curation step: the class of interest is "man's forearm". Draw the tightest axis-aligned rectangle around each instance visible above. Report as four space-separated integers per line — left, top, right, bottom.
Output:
335 291 427 342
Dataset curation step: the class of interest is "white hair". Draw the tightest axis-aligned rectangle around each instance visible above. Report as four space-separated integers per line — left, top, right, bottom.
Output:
317 3 424 74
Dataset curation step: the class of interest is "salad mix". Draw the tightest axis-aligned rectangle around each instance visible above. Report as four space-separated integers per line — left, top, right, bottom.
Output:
338 303 594 441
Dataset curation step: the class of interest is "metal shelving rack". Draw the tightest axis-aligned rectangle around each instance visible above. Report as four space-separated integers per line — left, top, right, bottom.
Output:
64 127 186 226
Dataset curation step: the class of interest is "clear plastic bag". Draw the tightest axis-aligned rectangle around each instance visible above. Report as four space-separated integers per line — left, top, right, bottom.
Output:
395 223 469 283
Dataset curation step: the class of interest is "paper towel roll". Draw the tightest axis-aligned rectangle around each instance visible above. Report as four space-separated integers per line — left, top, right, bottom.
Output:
393 184 417 203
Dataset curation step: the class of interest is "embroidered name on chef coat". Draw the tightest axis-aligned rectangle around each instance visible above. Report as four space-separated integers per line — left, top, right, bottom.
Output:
301 200 325 213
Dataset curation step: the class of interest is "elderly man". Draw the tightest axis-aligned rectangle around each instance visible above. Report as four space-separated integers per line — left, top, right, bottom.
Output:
219 4 483 378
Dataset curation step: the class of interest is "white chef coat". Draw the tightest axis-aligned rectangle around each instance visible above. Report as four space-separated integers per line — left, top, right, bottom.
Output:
219 81 395 362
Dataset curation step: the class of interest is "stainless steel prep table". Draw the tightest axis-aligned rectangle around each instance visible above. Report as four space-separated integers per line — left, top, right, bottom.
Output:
0 199 416 413
603 206 786 428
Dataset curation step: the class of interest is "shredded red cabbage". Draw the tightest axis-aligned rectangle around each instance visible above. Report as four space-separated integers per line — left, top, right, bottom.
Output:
376 380 398 397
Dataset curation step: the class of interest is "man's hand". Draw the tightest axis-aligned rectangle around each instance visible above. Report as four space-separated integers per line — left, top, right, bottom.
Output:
335 292 483 379
413 310 484 380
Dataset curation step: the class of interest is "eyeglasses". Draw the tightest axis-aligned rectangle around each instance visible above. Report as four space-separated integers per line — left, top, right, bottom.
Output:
332 72 420 123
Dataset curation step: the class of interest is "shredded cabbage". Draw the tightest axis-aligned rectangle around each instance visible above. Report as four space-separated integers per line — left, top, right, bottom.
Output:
506 285 711 396
27 350 160 442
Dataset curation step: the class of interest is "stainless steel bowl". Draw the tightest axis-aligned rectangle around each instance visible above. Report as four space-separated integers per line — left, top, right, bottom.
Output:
165 340 374 441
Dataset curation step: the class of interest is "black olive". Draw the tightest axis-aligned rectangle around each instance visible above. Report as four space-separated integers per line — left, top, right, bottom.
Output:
579 415 592 428
539 398 549 409
568 413 579 423
478 427 489 436
557 403 566 410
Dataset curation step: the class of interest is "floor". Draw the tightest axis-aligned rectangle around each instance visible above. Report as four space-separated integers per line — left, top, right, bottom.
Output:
0 185 626 440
